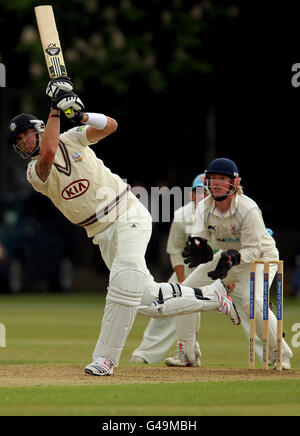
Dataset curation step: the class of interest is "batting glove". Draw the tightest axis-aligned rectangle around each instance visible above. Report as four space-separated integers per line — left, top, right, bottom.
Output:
207 249 241 280
52 90 85 122
182 236 214 268
46 76 73 99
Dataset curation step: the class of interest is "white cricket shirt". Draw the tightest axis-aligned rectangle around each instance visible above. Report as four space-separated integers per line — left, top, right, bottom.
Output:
192 194 279 263
167 201 196 271
27 125 138 237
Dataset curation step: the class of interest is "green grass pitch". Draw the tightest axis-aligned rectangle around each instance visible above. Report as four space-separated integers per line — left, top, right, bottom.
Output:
0 293 299 416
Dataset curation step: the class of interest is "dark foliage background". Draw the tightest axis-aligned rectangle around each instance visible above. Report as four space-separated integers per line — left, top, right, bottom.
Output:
0 0 299 289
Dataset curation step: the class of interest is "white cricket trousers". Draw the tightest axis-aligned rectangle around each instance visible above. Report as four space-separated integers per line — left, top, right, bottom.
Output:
90 203 218 366
91 203 158 365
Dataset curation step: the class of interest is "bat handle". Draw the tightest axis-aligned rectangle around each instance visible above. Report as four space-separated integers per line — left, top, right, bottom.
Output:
64 108 72 117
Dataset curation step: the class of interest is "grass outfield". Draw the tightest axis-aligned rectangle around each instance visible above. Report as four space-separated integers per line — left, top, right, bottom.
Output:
0 293 299 416
0 381 300 416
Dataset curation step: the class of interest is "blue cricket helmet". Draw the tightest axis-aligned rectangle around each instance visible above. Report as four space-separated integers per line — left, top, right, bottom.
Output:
205 158 241 201
192 173 205 190
205 158 239 179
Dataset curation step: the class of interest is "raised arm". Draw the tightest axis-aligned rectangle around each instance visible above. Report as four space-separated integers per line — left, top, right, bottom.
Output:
35 108 60 182
36 76 83 182
46 76 118 144
81 113 118 143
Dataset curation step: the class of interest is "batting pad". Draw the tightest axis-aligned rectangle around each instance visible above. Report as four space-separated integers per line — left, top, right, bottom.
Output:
93 269 147 365
92 300 137 366
107 269 146 307
138 297 220 318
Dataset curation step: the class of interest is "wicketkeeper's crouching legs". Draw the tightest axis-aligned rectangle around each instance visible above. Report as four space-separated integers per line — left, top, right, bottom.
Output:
164 313 201 367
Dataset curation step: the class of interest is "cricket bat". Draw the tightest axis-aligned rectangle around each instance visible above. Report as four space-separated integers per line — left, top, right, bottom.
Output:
35 5 71 116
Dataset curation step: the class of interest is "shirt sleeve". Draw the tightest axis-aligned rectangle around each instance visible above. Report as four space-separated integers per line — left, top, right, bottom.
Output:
59 126 93 147
191 204 211 240
167 220 187 268
239 207 264 263
26 159 48 193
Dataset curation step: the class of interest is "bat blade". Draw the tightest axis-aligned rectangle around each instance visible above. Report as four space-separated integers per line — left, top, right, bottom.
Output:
35 5 72 116
35 5 67 78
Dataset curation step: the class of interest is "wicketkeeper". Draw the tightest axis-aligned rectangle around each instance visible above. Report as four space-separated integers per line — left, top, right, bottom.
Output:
175 158 293 369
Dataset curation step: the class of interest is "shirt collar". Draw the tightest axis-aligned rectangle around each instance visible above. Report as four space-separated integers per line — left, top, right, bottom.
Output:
208 194 239 218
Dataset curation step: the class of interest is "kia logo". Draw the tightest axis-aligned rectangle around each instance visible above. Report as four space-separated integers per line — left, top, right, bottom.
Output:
62 179 90 200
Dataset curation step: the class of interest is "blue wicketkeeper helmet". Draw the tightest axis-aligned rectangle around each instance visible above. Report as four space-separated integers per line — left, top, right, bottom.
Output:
205 158 239 179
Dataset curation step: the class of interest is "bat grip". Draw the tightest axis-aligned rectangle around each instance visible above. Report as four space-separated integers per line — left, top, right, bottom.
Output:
64 108 72 117
64 110 84 124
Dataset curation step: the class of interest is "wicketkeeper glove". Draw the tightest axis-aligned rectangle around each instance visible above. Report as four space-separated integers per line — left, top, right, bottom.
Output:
207 249 241 280
51 90 85 123
46 76 73 99
182 236 214 268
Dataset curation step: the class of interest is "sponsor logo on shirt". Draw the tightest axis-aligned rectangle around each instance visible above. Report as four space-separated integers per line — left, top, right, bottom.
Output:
62 179 90 200
217 237 240 243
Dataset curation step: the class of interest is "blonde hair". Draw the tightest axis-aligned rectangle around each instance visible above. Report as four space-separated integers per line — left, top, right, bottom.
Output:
234 183 243 196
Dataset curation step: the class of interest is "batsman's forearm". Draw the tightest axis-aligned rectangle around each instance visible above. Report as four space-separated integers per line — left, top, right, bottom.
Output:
81 112 108 130
81 113 89 123
40 109 60 158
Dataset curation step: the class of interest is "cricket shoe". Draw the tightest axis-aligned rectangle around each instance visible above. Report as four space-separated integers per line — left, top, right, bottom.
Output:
214 281 241 325
269 349 292 370
165 342 202 367
129 355 148 364
84 356 114 376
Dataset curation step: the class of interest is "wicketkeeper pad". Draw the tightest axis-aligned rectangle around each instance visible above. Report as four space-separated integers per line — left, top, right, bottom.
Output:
175 313 201 364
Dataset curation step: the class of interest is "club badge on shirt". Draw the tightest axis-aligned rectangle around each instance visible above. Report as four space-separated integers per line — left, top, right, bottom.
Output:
72 151 83 163
230 224 240 235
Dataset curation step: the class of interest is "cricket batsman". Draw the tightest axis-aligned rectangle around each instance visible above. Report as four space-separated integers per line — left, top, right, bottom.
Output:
8 78 240 376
